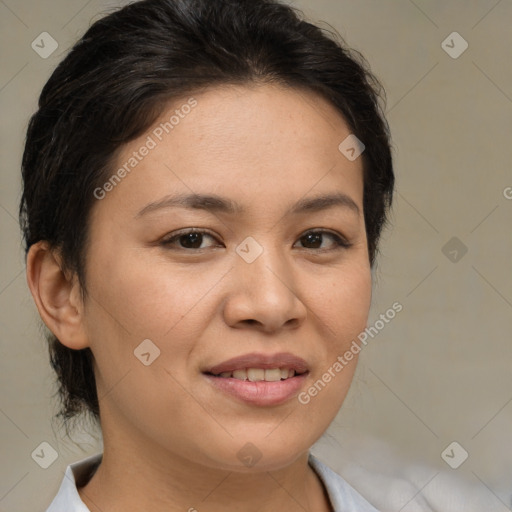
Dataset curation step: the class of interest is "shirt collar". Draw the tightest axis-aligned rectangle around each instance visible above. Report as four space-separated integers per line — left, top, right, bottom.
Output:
46 452 102 511
309 453 380 511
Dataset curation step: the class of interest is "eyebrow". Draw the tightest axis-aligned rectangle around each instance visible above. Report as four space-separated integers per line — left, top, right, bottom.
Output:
135 191 360 218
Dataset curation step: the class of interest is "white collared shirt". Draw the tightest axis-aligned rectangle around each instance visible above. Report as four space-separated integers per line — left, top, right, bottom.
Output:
45 452 380 511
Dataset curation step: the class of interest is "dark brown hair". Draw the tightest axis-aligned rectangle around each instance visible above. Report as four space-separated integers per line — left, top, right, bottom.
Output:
20 0 394 425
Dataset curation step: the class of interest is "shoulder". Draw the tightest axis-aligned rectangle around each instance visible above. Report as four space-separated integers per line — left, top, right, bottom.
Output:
309 453 381 512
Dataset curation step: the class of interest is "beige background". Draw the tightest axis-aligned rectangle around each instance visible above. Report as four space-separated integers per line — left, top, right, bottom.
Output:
1 1 511 511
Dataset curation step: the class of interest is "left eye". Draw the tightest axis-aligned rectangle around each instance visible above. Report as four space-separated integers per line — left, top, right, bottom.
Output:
294 230 350 250
160 229 350 251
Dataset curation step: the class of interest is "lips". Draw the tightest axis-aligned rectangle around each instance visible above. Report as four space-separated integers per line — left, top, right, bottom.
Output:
204 352 309 376
202 352 310 406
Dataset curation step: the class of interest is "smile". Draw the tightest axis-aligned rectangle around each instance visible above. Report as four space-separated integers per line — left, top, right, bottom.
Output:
211 367 303 381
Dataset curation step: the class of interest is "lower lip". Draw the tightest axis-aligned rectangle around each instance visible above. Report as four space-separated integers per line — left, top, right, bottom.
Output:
203 373 308 406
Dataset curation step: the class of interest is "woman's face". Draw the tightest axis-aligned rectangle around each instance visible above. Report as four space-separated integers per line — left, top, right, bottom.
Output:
82 83 371 471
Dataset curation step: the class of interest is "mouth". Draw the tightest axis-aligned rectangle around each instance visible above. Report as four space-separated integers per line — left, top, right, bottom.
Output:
202 352 309 406
206 367 305 382
204 351 309 376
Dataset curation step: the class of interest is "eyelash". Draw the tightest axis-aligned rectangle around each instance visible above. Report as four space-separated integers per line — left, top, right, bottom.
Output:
160 228 352 252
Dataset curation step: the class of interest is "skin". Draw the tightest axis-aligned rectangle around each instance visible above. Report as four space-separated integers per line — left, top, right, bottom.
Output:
27 83 372 512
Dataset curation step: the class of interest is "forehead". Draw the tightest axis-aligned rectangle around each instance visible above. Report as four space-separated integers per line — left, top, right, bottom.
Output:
93 83 364 220
166 83 352 163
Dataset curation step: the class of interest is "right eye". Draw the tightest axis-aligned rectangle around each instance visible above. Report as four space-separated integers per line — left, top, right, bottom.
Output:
160 229 223 250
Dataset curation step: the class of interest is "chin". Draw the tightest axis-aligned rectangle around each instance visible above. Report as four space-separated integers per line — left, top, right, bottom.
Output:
197 434 314 473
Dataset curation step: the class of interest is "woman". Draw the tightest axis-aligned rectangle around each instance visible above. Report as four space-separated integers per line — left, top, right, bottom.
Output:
20 0 394 510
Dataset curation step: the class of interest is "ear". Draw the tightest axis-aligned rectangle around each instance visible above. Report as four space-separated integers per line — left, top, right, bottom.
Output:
26 241 89 350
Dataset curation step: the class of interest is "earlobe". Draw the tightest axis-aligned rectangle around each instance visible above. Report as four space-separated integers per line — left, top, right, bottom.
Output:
26 241 90 350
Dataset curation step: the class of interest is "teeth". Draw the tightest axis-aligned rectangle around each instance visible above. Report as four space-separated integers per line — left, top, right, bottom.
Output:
232 369 247 380
247 368 265 382
216 368 300 381
264 369 282 382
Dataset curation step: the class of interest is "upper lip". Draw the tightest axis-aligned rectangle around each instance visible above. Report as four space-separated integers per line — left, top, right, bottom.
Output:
205 352 309 375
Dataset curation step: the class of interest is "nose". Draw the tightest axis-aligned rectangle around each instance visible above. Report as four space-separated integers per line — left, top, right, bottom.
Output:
222 242 307 333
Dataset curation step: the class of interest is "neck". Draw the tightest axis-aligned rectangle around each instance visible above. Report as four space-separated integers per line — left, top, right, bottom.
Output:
78 419 331 512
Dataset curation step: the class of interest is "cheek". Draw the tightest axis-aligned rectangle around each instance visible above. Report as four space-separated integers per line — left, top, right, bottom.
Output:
86 247 222 337
83 247 232 392
309 261 372 346
83 250 224 429
297 262 371 415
